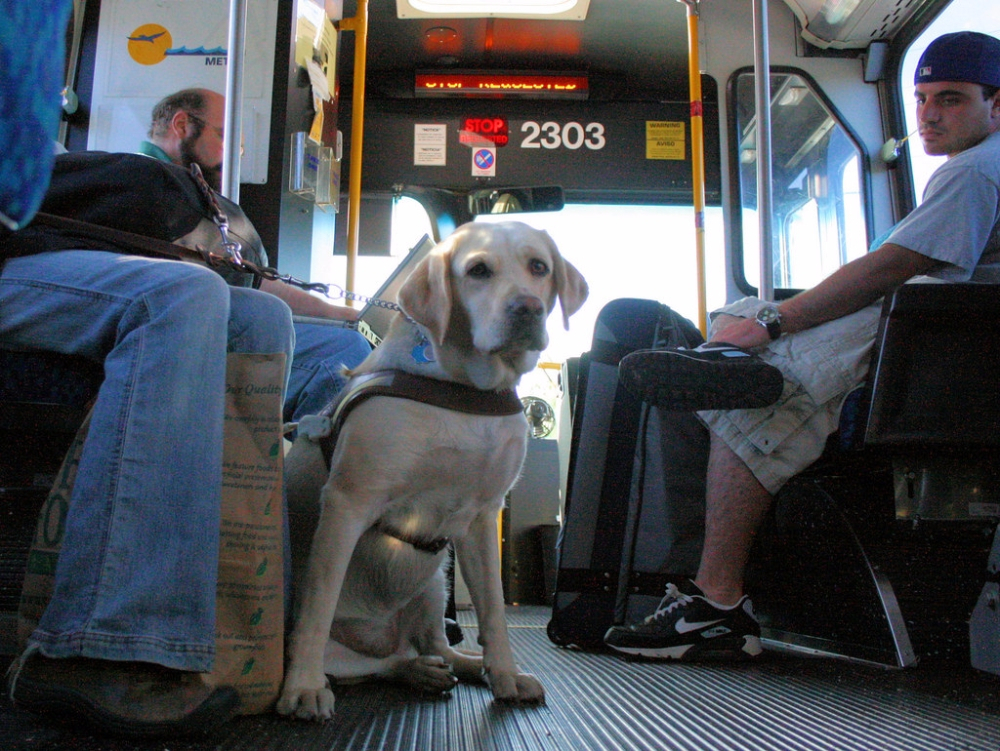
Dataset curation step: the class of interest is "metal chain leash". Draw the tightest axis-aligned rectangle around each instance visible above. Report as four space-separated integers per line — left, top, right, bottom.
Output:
189 164 406 314
256 265 406 313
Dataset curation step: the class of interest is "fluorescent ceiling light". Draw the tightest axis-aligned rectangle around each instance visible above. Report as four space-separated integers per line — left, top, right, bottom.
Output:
397 0 589 20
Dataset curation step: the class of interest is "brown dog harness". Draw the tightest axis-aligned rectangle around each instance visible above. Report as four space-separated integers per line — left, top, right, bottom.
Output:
297 369 524 554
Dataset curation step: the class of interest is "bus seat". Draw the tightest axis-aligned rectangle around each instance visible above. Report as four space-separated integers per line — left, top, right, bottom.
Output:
864 282 1000 449
0 349 103 655
751 282 1000 668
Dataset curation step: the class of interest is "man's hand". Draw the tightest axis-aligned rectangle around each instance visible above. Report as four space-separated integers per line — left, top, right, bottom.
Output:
259 278 359 321
310 302 359 322
708 313 771 350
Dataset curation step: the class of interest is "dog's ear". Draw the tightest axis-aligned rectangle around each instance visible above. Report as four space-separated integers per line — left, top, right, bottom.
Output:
547 239 589 330
397 246 453 346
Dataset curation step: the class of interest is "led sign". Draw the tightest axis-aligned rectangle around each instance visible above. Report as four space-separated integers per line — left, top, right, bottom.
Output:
415 72 588 99
460 117 509 146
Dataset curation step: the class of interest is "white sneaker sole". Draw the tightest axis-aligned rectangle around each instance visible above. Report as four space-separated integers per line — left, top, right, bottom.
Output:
608 635 763 661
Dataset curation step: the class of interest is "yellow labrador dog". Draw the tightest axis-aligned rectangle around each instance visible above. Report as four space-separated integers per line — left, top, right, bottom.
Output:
277 221 587 721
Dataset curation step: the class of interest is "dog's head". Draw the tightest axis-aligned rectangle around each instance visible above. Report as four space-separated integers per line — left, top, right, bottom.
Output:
397 221 588 389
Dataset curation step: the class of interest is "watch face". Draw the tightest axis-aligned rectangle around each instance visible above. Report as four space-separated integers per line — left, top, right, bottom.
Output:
757 306 779 324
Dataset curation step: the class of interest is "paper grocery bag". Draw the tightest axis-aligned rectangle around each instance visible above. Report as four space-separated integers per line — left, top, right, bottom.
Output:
205 352 286 713
18 352 287 715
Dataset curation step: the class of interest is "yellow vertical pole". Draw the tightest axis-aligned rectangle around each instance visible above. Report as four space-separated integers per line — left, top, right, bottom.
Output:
679 0 708 337
338 0 369 301
498 509 504 574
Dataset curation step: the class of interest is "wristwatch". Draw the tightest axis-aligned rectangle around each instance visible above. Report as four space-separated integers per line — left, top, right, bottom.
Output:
755 305 783 340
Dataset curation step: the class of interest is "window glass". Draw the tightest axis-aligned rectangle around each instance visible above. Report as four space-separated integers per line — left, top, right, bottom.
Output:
390 196 434 256
472 204 726 365
310 196 435 306
841 154 867 260
734 71 867 291
319 198 725 365
380 198 726 363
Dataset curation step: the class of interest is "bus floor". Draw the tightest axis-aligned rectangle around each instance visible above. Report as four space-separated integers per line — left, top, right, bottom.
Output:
3 605 1000 751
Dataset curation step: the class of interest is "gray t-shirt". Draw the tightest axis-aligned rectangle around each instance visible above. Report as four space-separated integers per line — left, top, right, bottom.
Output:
888 130 1000 283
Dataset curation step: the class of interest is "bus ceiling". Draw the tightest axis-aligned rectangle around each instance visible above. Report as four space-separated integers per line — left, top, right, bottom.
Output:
781 0 933 50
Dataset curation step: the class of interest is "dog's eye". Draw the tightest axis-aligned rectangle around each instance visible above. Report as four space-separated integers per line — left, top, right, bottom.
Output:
467 262 492 279
529 259 549 277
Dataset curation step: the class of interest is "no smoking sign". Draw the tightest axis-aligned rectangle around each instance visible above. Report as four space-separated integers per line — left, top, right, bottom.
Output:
472 147 496 176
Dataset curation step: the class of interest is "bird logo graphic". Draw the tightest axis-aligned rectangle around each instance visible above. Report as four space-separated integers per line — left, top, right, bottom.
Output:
126 23 172 65
127 30 166 43
126 23 227 66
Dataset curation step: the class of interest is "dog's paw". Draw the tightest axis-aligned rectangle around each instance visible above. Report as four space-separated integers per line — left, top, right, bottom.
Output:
392 655 460 694
487 671 545 704
450 651 485 684
276 682 336 722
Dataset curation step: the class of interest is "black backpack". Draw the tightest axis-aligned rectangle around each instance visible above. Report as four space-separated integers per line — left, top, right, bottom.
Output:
1 151 266 288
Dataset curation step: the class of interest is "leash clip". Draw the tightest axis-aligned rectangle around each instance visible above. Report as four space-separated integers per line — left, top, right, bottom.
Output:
297 414 333 442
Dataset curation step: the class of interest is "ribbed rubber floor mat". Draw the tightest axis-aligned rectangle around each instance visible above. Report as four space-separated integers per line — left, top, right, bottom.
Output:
4 606 1000 750
494 612 1000 751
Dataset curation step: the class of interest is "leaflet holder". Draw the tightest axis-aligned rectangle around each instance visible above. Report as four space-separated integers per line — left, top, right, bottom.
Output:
289 131 340 209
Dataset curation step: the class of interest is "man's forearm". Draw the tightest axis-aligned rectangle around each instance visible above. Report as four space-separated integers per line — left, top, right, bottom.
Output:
778 243 936 335
259 278 359 321
709 244 935 349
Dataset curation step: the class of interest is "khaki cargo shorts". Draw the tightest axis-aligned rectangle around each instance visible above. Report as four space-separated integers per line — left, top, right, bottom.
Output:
699 298 882 495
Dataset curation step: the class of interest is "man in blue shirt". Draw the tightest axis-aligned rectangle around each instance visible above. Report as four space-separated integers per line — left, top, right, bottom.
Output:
605 31 1000 661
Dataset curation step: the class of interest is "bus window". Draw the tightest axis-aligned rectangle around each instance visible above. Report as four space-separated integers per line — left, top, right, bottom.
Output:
472 204 726 363
391 195 435 256
311 195 435 307
732 70 868 294
841 154 867 263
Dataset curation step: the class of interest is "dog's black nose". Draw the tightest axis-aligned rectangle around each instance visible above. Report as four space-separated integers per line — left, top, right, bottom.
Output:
509 295 545 321
506 295 548 350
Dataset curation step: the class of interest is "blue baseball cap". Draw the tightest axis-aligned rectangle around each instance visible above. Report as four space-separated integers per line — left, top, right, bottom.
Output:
915 31 1000 88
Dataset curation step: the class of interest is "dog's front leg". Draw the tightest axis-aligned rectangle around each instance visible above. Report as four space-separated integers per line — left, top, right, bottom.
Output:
454 508 544 703
277 486 368 722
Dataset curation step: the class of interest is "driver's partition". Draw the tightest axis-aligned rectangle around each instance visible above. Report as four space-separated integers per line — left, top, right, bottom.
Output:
750 282 1000 669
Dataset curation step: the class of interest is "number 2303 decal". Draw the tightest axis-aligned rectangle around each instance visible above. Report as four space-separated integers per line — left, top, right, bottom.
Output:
520 121 606 150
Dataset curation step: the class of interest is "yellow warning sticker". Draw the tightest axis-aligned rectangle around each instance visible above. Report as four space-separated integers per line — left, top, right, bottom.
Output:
646 121 686 160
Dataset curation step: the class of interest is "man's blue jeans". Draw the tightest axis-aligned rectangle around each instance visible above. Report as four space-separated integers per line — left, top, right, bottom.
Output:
0 250 295 672
285 320 372 426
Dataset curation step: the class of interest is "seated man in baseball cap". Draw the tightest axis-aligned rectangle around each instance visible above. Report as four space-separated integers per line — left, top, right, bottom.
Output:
605 31 1000 662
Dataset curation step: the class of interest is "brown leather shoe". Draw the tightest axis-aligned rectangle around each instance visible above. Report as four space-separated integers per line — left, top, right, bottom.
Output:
8 654 240 738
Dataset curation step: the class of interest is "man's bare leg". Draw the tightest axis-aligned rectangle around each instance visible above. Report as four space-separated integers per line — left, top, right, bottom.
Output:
604 428 768 659
694 431 774 607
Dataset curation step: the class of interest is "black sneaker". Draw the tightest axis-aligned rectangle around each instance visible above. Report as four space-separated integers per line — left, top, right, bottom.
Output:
619 342 784 411
604 581 763 661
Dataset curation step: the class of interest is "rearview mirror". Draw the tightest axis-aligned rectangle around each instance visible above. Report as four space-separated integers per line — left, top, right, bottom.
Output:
468 186 564 215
